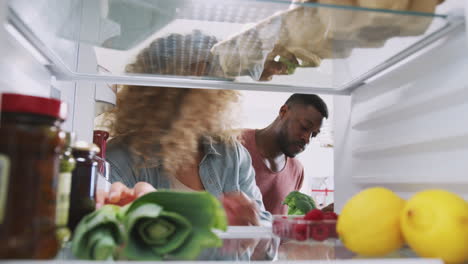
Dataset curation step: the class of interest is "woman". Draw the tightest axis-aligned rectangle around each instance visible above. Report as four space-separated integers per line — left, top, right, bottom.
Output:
97 31 271 226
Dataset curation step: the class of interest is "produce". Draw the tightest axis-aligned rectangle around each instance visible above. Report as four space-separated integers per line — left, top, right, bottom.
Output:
72 191 227 260
310 223 329 241
278 57 299 74
121 191 227 260
272 208 339 242
71 205 124 260
336 187 405 256
400 189 468 264
283 191 316 215
305 209 324 221
323 211 338 220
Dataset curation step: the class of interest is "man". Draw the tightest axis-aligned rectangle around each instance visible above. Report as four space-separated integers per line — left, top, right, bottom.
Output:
241 93 328 215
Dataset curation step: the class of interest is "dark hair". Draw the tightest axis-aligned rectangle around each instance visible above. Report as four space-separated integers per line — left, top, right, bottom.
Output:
285 94 328 119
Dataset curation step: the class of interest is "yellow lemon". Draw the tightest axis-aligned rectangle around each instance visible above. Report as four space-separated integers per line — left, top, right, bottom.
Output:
401 189 468 264
337 187 405 256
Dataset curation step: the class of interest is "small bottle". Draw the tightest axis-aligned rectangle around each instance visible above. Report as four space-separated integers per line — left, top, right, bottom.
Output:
67 141 99 233
93 130 110 179
56 132 76 246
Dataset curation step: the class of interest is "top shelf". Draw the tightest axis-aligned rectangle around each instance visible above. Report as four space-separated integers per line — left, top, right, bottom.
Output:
5 0 465 94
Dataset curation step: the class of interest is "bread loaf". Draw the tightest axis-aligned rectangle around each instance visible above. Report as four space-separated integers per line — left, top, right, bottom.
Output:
357 0 409 10
211 0 445 80
398 0 440 36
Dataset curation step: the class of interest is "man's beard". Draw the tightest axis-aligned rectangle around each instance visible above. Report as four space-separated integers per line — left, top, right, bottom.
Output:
277 128 298 158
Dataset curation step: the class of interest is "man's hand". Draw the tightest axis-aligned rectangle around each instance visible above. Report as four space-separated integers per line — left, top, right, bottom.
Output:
95 181 156 209
221 191 260 226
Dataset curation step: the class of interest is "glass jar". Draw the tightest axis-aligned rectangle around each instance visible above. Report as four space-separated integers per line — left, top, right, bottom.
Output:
93 130 109 178
0 93 67 259
67 141 99 233
56 132 76 246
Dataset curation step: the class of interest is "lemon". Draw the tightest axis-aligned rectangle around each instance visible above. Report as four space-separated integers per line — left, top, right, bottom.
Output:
401 189 468 264
337 187 405 256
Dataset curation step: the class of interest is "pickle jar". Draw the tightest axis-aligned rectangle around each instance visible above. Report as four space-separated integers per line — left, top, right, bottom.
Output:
0 93 67 259
67 141 99 233
56 132 76 246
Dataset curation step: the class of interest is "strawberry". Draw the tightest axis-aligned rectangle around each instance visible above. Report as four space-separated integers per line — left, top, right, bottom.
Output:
304 209 324 221
310 223 329 241
323 211 338 220
325 222 338 238
293 223 308 241
272 220 286 237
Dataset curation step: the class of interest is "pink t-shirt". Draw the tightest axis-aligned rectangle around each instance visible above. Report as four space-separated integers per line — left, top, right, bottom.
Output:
241 129 304 215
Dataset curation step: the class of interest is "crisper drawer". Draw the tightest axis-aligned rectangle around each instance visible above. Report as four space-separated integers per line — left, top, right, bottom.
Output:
1 226 444 263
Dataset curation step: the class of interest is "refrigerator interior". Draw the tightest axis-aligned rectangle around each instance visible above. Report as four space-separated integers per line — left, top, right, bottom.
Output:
0 0 467 263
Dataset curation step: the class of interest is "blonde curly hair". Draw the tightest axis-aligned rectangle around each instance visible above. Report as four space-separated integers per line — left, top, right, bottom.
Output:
103 31 241 176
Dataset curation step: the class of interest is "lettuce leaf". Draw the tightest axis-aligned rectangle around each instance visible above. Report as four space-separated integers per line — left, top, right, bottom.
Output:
283 191 316 215
121 191 227 260
72 191 227 260
71 205 124 260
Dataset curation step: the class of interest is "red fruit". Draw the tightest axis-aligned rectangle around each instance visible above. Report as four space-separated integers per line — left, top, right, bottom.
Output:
293 223 308 241
304 209 324 221
273 220 285 237
323 211 338 220
310 223 329 241
325 222 338 238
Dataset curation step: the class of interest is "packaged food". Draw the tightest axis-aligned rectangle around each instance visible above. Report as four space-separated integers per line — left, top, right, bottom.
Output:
0 93 67 259
67 141 99 233
56 132 76 246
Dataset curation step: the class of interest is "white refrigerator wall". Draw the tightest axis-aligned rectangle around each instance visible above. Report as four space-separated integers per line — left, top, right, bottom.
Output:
334 25 468 212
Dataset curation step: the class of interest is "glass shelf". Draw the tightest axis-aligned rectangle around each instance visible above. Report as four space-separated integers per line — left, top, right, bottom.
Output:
48 226 444 262
5 0 465 94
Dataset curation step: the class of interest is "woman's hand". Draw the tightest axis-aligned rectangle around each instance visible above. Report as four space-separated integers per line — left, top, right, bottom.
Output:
221 191 260 226
95 182 156 209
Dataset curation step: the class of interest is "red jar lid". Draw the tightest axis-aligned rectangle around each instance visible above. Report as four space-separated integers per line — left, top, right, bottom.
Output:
1 93 67 120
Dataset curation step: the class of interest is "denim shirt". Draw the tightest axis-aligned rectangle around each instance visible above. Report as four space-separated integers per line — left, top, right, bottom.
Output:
106 139 272 224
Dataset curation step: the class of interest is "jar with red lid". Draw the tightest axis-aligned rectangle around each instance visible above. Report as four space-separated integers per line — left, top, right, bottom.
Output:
0 93 67 259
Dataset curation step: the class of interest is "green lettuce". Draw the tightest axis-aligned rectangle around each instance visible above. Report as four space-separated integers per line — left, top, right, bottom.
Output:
283 191 316 215
71 191 227 261
121 191 227 260
71 205 124 260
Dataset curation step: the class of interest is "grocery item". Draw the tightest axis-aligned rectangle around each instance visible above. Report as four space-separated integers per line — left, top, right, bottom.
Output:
212 0 445 80
317 0 443 47
283 191 317 215
336 187 405 257
272 213 338 242
71 205 124 260
56 132 76 245
0 93 67 259
400 189 468 264
357 0 409 9
72 191 227 260
93 130 109 177
67 141 100 233
304 209 324 221
323 211 338 220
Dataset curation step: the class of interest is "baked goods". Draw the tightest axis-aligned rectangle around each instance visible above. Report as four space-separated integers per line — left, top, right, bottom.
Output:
211 0 445 80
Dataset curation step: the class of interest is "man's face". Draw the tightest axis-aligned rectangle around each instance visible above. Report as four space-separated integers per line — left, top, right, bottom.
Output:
277 104 324 158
